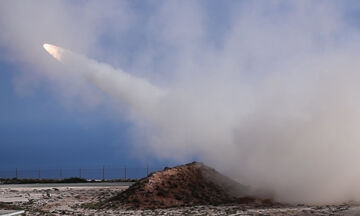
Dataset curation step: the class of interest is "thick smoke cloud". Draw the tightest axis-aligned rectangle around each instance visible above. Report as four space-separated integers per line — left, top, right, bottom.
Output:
2 0 360 204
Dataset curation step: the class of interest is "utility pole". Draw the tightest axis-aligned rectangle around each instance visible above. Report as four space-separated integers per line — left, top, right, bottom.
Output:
102 166 105 181
124 166 127 180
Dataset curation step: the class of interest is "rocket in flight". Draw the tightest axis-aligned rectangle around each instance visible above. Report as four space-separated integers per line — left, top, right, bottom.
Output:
43 43 165 114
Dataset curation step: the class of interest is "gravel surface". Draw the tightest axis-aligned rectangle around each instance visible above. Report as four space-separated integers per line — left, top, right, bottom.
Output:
1 183 360 215
0 182 133 188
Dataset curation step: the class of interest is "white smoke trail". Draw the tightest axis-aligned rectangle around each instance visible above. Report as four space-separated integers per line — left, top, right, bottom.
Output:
43 40 360 204
5 0 360 205
43 43 165 116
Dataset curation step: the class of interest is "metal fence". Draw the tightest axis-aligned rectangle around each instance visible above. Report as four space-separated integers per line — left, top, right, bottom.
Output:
0 166 164 180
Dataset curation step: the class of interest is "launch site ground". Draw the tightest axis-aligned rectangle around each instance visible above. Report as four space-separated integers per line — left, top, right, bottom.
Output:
0 183 359 216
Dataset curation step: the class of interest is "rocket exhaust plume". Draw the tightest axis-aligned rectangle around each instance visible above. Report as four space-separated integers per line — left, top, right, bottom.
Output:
43 43 64 61
42 43 165 114
6 1 360 206
44 29 360 204
41 41 360 205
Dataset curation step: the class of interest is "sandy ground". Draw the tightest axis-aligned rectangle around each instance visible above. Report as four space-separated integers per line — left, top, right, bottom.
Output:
1 183 360 215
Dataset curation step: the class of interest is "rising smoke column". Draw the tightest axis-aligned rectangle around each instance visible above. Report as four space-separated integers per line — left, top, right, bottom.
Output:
8 0 360 206
42 16 360 205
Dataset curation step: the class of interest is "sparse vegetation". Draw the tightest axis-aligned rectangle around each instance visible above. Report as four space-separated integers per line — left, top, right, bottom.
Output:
81 202 103 209
0 201 23 210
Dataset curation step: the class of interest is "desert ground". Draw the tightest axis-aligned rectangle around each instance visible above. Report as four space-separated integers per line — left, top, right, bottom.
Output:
0 183 359 215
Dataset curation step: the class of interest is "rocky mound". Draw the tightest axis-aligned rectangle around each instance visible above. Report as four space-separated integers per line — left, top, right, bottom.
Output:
106 162 257 209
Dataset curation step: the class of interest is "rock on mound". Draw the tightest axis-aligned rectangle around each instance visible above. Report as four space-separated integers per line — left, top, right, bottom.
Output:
106 162 252 209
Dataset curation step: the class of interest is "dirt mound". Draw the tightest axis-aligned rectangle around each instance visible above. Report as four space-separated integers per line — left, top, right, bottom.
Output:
106 162 257 209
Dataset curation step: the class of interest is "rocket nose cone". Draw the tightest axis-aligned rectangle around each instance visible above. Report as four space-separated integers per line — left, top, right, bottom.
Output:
43 43 52 51
43 43 64 61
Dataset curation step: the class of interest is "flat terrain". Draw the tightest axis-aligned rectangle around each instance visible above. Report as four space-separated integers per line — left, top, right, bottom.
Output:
0 183 359 215
0 182 133 189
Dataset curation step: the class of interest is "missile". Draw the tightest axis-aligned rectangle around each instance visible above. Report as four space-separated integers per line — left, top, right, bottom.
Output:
43 43 64 61
43 43 165 114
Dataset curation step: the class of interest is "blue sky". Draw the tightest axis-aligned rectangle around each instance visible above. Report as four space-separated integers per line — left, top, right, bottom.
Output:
0 0 221 169
0 59 131 169
0 58 178 169
1 0 360 173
